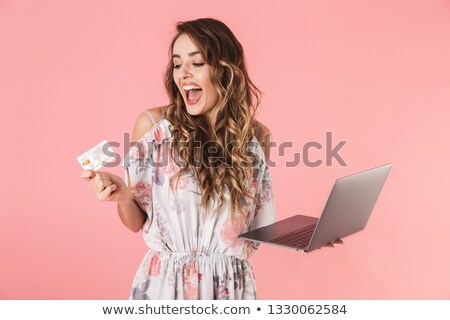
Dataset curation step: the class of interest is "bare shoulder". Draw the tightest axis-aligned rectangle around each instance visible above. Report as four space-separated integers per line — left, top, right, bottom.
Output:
131 106 166 142
255 121 271 140
254 120 272 161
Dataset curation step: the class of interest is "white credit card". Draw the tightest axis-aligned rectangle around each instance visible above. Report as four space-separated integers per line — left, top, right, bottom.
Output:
77 140 117 171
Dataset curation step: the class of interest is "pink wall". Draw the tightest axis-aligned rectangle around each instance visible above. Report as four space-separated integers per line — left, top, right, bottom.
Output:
1 0 449 299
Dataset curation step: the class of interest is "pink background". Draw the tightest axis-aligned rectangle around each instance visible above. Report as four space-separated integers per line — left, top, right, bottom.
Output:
1 0 449 299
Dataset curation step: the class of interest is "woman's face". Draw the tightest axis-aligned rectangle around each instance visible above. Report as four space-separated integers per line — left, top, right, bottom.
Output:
172 34 219 122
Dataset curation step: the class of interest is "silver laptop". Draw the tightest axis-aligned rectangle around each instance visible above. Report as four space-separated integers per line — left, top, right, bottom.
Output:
239 163 392 252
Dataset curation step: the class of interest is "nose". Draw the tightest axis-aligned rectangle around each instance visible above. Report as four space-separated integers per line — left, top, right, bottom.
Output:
179 64 192 79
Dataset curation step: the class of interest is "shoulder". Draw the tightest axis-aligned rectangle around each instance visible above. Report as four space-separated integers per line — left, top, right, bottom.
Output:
131 106 167 142
253 120 272 161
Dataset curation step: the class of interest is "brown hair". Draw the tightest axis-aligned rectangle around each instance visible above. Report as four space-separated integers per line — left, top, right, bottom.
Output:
163 18 264 218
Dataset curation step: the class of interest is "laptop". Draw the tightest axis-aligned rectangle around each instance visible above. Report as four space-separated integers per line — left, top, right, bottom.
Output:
239 163 392 252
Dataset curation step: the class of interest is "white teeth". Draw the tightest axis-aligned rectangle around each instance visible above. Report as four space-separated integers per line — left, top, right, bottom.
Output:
183 85 202 91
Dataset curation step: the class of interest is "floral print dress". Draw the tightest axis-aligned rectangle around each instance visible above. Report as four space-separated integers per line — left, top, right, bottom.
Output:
122 116 276 300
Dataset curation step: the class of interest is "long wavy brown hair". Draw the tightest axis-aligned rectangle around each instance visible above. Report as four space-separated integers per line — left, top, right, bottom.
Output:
163 18 264 219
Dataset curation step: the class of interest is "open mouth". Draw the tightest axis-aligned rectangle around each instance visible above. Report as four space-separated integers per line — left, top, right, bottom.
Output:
183 85 203 105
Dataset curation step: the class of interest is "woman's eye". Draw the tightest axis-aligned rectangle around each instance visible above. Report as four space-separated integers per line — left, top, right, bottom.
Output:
173 63 205 69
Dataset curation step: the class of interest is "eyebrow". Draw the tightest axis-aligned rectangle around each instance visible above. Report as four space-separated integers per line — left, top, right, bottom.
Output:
172 51 202 59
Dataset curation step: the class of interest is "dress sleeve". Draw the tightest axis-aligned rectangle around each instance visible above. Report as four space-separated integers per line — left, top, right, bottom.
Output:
246 159 276 257
122 139 154 220
251 163 276 230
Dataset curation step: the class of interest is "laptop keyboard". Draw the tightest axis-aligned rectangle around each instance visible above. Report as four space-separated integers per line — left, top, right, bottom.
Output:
271 223 317 248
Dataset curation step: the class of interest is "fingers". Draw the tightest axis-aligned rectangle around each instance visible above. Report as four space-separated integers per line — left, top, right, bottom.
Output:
81 170 119 201
324 239 344 249
79 170 96 181
97 184 118 201
93 176 113 193
87 171 110 193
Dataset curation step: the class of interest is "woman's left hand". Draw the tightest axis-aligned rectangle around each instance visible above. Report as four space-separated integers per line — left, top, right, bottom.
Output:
325 238 344 248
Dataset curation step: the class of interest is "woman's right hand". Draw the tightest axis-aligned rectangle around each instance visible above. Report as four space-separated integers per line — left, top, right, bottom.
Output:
79 170 132 204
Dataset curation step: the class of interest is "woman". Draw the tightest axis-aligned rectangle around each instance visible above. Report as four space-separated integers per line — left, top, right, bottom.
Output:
80 17 275 299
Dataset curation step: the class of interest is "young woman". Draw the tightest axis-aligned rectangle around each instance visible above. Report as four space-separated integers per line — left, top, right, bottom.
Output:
80 18 275 300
